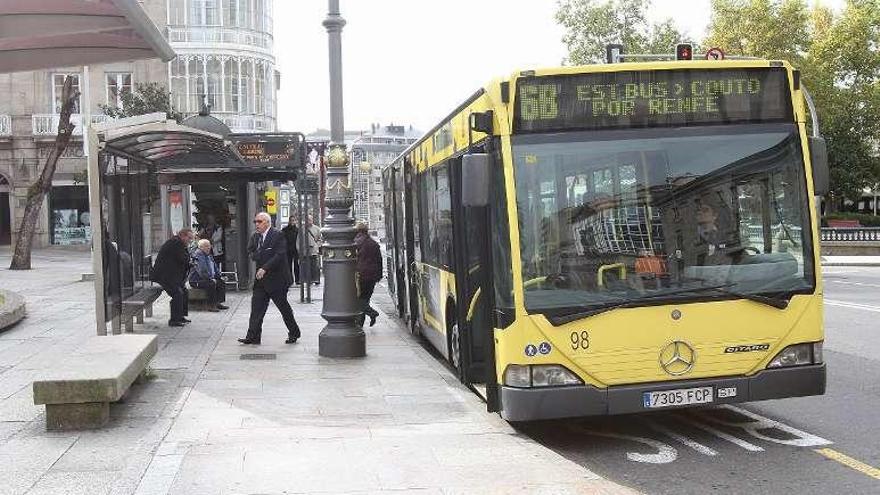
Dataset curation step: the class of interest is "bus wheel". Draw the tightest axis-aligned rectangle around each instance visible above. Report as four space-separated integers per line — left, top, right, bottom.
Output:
449 320 462 372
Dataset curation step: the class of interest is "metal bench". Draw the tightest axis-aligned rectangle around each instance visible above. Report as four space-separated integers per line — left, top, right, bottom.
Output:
32 334 158 430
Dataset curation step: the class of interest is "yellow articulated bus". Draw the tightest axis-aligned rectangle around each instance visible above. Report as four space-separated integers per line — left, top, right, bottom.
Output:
381 54 829 421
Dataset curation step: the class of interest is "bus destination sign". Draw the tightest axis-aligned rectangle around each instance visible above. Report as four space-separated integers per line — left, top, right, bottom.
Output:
514 68 792 132
232 133 306 169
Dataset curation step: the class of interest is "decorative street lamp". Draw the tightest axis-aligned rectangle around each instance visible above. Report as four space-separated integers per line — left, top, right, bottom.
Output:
318 0 365 358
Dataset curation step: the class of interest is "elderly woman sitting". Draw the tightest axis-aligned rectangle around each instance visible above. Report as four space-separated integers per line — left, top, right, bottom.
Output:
190 239 228 312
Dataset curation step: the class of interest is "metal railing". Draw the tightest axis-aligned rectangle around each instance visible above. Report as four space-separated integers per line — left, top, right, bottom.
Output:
31 114 111 136
820 227 880 242
167 26 273 51
0 114 10 136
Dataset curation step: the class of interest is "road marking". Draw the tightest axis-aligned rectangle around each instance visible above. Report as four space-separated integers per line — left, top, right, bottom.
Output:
643 418 718 456
824 299 880 313
702 405 832 447
826 280 880 289
684 414 764 452
579 429 678 464
815 448 880 480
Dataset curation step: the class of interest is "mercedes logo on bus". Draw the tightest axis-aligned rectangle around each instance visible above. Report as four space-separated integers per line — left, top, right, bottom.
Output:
659 341 696 376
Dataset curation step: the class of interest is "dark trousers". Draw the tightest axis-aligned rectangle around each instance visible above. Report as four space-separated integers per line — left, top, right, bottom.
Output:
358 279 380 325
191 278 225 305
160 282 188 322
288 252 300 284
246 281 300 343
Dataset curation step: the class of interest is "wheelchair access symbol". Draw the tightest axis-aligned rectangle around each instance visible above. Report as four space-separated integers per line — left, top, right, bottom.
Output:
538 342 552 355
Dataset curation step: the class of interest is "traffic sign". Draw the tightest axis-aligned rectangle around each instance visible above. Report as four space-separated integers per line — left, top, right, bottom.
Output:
705 47 725 61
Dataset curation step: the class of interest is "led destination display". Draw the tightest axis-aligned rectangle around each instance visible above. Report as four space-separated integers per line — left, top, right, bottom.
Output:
514 68 792 132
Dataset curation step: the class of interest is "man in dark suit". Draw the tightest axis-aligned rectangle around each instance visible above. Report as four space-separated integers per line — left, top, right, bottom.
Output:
239 212 301 345
281 215 300 285
355 222 382 327
150 228 194 327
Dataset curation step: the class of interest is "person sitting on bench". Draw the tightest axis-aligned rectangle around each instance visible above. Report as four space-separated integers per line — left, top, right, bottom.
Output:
190 239 229 312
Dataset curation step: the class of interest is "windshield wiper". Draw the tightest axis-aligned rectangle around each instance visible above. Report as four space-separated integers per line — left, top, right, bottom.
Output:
543 282 789 325
544 282 737 324
698 286 790 309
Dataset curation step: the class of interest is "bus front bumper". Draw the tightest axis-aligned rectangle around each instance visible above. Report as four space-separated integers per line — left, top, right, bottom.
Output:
500 364 826 422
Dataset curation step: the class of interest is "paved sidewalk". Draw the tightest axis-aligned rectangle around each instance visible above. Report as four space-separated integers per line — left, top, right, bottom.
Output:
0 248 636 495
821 255 880 267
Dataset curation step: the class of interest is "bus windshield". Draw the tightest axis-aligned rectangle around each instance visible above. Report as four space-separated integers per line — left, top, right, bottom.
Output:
512 123 815 315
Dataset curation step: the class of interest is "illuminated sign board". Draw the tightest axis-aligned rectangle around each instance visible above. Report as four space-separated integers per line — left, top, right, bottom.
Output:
514 68 792 132
233 134 306 168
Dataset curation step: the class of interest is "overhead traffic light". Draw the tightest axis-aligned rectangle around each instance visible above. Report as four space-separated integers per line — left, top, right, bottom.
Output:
675 43 693 61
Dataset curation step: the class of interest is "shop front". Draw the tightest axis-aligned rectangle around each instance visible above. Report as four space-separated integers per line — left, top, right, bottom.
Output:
49 185 91 246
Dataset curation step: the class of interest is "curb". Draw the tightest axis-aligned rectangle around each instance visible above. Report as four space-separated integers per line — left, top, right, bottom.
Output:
0 289 26 331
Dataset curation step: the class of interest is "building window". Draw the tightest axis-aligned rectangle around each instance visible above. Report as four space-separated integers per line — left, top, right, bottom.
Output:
240 62 252 113
188 58 206 112
224 0 238 27
106 73 132 108
224 59 240 112
206 59 222 111
169 0 186 25
50 186 91 246
52 73 81 113
254 62 265 115
170 59 188 113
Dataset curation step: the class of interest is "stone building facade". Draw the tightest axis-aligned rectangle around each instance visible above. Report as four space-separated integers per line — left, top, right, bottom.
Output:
0 0 278 248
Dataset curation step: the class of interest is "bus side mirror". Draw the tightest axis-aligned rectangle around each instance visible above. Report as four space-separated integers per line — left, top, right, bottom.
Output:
809 136 829 196
462 153 490 207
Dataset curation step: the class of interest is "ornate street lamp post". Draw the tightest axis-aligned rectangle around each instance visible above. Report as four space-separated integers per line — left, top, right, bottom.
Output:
318 0 365 357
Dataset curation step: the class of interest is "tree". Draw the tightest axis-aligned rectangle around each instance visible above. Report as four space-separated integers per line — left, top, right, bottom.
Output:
705 0 880 209
99 82 182 122
555 0 688 64
9 77 79 270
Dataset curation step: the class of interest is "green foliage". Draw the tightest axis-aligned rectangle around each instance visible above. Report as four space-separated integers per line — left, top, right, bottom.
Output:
99 82 182 122
556 0 880 206
555 0 688 64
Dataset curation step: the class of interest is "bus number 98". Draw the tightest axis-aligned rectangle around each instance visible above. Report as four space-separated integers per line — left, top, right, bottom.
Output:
570 331 590 351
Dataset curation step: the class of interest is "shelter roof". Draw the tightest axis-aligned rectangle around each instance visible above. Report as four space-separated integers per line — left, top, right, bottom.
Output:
0 0 174 73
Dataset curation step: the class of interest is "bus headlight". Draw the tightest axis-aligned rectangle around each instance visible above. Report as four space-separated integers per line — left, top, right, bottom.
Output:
767 342 822 368
503 365 532 388
532 365 583 387
503 364 583 388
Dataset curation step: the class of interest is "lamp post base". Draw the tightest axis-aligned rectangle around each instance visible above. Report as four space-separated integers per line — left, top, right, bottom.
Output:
318 323 366 358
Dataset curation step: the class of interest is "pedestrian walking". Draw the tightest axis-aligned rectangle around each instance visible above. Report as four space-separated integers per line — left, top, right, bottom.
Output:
150 228 194 327
355 222 382 327
281 215 300 285
189 239 229 312
239 212 301 345
300 215 322 285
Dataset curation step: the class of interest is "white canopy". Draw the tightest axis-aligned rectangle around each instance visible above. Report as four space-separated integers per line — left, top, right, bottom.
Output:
0 0 175 73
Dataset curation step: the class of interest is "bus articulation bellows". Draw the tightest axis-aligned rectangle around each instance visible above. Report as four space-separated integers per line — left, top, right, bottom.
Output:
382 56 828 421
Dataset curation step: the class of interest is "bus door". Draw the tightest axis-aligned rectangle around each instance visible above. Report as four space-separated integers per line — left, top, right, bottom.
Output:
403 157 419 334
450 155 492 385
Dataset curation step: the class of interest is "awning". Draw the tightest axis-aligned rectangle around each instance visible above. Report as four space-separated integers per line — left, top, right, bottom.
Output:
0 0 175 73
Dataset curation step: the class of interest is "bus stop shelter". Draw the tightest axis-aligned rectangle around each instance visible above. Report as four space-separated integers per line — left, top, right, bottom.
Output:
86 113 304 335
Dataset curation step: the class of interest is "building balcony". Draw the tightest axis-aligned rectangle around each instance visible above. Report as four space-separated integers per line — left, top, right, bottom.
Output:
31 114 112 137
215 112 275 133
0 114 10 137
167 26 273 53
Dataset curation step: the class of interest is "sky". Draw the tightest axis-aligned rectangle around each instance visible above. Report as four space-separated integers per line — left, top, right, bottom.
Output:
273 0 845 135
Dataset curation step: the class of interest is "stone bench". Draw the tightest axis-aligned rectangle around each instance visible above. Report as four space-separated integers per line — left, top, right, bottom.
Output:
32 334 158 430
115 286 163 333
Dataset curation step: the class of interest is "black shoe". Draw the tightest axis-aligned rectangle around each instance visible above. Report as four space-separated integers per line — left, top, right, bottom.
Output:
238 338 260 345
169 320 185 327
181 317 192 323
217 304 229 310
285 337 298 344
369 314 378 327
